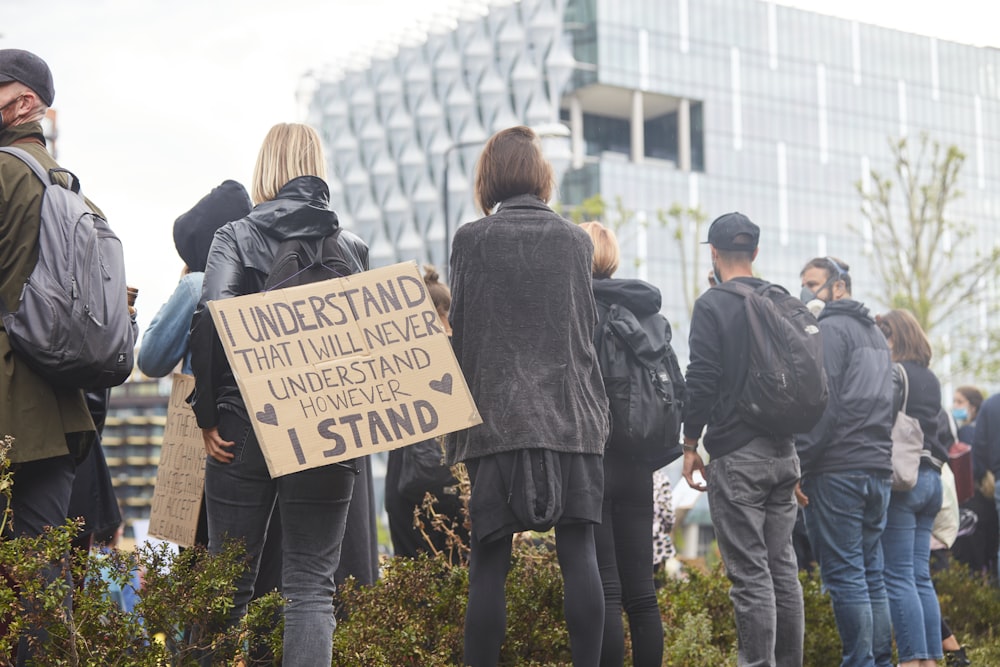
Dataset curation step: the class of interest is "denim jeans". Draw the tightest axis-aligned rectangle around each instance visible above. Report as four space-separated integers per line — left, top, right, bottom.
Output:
707 436 804 667
881 465 942 663
802 471 892 667
205 409 355 667
594 451 662 667
995 481 1000 584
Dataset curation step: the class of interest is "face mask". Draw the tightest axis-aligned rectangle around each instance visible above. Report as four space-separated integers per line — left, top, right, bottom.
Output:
952 407 969 422
0 94 25 131
712 262 723 286
805 299 825 317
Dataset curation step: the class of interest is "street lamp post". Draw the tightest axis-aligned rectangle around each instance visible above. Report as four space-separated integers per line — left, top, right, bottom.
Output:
441 122 571 279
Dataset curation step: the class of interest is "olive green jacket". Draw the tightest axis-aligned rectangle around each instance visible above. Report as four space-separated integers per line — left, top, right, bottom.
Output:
0 122 96 463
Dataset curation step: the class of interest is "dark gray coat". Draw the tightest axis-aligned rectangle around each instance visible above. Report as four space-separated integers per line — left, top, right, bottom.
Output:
445 194 609 464
794 299 894 476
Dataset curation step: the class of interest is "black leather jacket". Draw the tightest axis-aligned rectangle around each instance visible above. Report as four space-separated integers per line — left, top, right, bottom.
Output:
189 176 369 428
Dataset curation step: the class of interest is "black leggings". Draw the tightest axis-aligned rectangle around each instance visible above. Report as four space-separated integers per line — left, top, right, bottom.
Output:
463 523 605 667
594 452 663 666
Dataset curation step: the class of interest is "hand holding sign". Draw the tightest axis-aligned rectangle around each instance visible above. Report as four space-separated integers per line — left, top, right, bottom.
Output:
208 262 481 477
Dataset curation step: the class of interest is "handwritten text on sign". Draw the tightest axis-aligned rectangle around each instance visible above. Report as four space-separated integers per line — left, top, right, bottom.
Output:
208 262 480 477
148 374 204 547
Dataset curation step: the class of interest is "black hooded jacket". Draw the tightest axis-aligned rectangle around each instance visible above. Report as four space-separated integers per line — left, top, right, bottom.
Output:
795 299 894 476
189 176 369 428
592 277 662 323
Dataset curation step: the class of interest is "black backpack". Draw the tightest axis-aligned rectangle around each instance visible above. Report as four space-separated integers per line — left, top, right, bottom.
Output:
0 147 136 389
263 230 356 291
595 302 686 467
716 281 828 435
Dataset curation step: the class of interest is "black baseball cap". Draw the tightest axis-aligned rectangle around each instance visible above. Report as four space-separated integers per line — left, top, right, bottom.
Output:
0 49 54 107
704 212 760 251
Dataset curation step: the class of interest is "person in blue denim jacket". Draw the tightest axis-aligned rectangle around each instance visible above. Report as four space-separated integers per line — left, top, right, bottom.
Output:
137 180 252 378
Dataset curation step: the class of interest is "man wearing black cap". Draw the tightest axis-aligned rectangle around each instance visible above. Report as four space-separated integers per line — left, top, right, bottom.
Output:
0 48 100 663
681 212 804 667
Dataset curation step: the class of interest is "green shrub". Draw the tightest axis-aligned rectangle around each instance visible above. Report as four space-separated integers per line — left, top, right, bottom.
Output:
799 568 840 666
934 561 1000 643
332 539 574 666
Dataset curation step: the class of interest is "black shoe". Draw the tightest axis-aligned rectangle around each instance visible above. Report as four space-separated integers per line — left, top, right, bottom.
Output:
945 645 971 667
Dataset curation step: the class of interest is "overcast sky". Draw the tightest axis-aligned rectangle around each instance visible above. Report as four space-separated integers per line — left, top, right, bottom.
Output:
2 0 997 340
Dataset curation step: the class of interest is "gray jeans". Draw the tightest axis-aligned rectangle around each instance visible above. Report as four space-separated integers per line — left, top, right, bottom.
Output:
205 409 355 667
706 436 804 667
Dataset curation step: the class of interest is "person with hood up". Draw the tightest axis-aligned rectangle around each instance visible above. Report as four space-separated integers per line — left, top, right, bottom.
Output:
189 122 370 666
581 221 665 667
138 180 252 377
796 256 895 667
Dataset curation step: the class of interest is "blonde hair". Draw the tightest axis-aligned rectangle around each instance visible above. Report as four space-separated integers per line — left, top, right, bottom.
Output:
251 123 327 205
579 221 620 278
474 126 554 215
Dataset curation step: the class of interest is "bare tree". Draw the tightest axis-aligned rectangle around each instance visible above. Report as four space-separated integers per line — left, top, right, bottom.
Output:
858 133 1000 380
657 204 708 319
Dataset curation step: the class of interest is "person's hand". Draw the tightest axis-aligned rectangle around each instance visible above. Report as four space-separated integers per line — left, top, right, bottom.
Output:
795 482 809 507
682 449 707 492
203 427 235 464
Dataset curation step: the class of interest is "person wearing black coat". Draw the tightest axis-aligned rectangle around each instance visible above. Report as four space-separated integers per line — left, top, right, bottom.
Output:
876 309 946 667
189 123 371 667
795 256 895 667
446 126 609 667
582 221 664 667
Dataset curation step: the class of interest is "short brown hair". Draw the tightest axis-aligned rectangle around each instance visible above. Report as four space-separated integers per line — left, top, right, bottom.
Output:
579 221 620 278
251 123 327 205
474 126 554 215
876 309 932 366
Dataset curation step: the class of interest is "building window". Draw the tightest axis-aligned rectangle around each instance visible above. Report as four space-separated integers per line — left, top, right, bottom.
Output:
583 112 631 157
644 112 678 162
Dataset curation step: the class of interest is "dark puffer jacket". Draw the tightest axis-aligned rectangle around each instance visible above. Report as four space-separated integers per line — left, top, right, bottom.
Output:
189 176 369 429
795 299 894 476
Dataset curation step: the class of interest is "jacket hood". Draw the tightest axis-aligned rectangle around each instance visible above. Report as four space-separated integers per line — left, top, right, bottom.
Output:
592 277 662 316
173 180 252 272
246 175 339 241
818 298 875 324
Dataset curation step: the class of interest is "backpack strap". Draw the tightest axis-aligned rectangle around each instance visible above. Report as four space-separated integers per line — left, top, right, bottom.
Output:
0 146 80 192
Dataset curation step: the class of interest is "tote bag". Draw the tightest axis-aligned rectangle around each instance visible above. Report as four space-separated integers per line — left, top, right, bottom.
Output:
891 363 924 492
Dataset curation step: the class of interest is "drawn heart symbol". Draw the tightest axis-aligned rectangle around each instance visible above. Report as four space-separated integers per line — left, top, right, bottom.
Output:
255 403 278 426
429 373 453 395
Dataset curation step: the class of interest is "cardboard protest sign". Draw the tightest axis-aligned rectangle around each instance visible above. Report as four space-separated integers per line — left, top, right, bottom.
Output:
148 374 204 547
208 261 481 477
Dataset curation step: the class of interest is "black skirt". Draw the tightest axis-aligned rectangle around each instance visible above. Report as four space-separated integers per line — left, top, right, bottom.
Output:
466 449 603 544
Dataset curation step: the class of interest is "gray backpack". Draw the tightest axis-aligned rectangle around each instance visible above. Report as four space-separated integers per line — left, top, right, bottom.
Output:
0 147 135 389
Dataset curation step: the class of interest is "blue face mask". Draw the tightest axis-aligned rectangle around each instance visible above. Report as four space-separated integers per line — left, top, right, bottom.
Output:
952 407 968 423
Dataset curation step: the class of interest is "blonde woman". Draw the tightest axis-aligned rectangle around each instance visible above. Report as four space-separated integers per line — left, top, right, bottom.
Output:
189 123 369 666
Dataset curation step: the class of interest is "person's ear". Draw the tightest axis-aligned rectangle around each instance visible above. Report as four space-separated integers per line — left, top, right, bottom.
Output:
751 247 759 262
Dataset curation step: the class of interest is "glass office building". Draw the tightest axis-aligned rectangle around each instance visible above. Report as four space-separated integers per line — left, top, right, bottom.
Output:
305 0 1000 377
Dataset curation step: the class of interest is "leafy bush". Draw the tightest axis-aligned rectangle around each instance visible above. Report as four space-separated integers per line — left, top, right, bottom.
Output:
332 539 573 666
934 561 1000 644
5 433 1000 666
